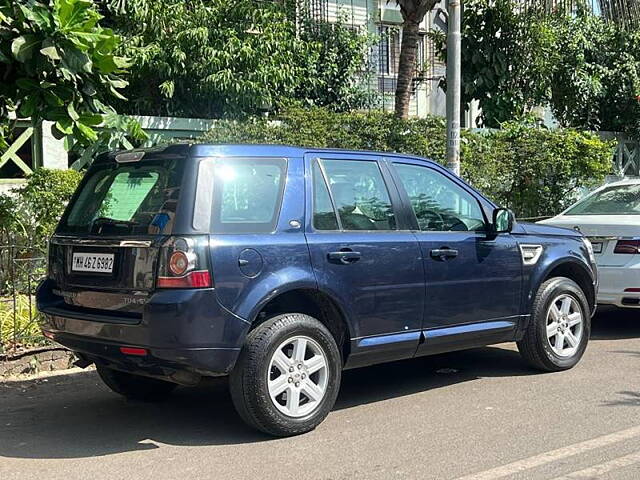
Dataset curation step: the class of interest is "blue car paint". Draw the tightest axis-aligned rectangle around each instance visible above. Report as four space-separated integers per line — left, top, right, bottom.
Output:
36 144 597 380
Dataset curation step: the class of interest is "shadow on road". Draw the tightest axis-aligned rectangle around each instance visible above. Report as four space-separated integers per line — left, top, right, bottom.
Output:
591 306 640 340
0 345 532 459
336 346 531 410
0 306 636 459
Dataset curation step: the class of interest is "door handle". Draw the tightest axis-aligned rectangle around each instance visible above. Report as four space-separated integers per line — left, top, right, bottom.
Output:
430 248 459 260
328 250 362 264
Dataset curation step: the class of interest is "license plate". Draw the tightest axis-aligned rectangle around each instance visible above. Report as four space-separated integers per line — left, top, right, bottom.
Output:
72 252 114 274
591 242 603 254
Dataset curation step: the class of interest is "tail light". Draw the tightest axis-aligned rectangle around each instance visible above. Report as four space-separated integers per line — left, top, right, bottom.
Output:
157 236 211 288
614 239 640 255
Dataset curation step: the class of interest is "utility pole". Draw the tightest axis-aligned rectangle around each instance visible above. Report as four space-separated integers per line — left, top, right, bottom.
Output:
446 0 461 176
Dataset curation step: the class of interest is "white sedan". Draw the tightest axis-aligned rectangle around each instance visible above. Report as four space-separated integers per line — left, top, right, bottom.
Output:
540 178 640 308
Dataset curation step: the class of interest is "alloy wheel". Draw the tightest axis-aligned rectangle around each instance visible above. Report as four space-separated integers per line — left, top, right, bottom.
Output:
267 335 329 418
546 294 584 358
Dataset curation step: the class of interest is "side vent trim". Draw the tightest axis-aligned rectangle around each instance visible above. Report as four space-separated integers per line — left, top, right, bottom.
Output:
519 244 543 265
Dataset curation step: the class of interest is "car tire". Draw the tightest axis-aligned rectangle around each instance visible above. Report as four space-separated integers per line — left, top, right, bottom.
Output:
517 277 591 372
229 313 342 437
96 364 177 401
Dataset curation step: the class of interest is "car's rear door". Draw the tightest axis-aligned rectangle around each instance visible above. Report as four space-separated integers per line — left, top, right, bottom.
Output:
304 153 424 367
387 159 522 354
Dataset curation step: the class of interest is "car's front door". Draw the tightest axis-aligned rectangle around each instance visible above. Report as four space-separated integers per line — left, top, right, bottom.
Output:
388 160 522 353
304 153 425 367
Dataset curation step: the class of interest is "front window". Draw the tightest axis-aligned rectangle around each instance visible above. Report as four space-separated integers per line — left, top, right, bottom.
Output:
565 184 640 215
393 163 486 232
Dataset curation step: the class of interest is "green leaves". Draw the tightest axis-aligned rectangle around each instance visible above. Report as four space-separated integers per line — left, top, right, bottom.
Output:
108 0 374 118
549 12 640 135
75 121 98 141
17 94 38 117
11 35 40 62
437 0 640 137
1 0 136 153
0 168 83 253
18 3 52 29
66 102 79 121
55 118 74 135
40 39 60 60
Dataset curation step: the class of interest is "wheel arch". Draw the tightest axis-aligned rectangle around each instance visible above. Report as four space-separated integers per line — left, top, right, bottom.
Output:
251 287 353 363
536 259 596 315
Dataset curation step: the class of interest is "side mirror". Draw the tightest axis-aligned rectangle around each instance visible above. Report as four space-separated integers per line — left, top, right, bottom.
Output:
492 208 515 234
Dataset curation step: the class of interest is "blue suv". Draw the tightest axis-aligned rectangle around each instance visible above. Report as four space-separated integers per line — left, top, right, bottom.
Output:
37 144 597 436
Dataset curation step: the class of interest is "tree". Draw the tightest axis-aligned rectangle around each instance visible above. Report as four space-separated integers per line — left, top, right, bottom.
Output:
0 0 140 151
104 0 375 118
434 0 640 133
432 0 559 127
295 14 377 112
550 11 640 134
394 0 439 119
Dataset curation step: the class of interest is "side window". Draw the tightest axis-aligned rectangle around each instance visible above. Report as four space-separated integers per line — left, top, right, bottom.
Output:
209 158 287 234
312 161 339 230
321 159 397 231
394 163 485 232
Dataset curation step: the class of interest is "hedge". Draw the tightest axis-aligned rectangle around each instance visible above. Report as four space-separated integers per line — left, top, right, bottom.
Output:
202 107 614 219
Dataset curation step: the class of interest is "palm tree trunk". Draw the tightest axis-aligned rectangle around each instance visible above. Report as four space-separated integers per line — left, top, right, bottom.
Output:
394 18 420 119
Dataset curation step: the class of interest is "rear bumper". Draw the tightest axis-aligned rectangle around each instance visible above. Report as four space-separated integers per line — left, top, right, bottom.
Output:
36 279 250 377
596 263 640 309
53 332 240 384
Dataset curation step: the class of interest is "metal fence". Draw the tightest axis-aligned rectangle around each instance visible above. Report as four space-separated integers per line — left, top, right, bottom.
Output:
0 245 47 358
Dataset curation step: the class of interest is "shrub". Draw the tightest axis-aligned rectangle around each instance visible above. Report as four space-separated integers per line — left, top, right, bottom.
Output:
204 108 448 159
202 107 614 218
465 122 615 218
0 168 83 249
0 167 83 297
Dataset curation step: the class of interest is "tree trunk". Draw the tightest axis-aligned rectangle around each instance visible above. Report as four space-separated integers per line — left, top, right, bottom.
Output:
394 19 420 119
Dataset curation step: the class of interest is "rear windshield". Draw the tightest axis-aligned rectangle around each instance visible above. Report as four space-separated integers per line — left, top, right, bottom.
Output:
58 158 186 235
194 157 287 233
565 184 640 215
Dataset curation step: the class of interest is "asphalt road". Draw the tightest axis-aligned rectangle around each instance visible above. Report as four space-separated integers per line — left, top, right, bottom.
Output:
1 306 639 480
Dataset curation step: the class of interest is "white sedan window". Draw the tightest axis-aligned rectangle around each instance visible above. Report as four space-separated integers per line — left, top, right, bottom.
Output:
566 184 640 215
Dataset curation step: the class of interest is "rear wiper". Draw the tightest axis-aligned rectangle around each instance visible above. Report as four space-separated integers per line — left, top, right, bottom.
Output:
92 217 140 228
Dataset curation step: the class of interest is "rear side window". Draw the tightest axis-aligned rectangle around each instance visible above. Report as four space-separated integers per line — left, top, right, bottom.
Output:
197 157 287 234
60 159 185 235
320 159 396 231
312 161 339 230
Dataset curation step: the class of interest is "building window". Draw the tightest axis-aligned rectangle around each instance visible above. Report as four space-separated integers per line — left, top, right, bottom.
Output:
378 25 400 76
416 33 426 73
